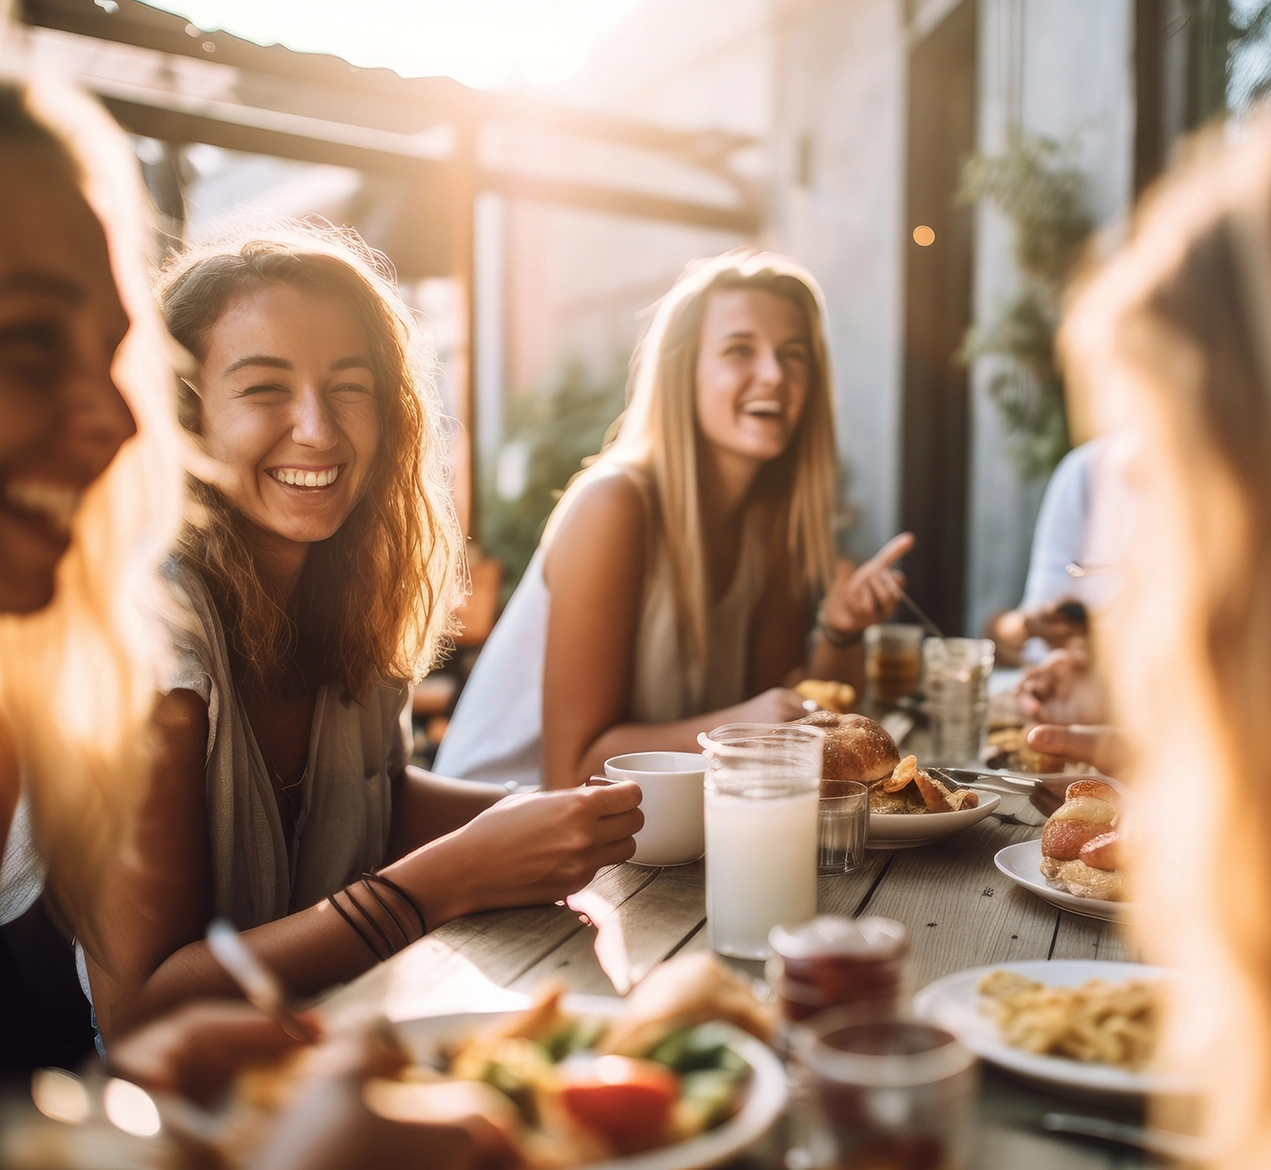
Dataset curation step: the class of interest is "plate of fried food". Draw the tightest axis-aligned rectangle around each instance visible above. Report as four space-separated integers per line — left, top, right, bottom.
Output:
914 960 1180 1099
795 712 1000 848
984 726 1093 778
793 678 857 714
994 778 1127 921
227 954 786 1170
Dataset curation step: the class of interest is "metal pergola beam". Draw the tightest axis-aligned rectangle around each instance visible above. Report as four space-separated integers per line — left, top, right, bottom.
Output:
100 89 760 235
22 0 757 182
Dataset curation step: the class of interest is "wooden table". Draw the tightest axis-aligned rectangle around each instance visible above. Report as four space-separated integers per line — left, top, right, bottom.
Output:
321 792 1150 1168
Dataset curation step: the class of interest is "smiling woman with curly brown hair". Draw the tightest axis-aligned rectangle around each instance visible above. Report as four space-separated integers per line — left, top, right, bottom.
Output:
86 224 642 1038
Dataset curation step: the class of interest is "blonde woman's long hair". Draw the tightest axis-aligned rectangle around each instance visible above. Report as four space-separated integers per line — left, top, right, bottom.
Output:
553 250 837 664
0 79 183 953
1062 121 1271 1167
157 224 465 696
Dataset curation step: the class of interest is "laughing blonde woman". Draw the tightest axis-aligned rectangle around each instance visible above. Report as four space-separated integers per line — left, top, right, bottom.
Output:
439 250 913 789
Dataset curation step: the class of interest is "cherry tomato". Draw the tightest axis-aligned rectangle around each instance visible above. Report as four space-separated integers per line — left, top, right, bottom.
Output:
557 1055 679 1153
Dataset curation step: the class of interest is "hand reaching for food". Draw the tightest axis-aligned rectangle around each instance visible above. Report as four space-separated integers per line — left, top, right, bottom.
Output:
1017 647 1108 726
819 532 915 639
726 686 808 725
107 1001 319 1106
1027 723 1127 778
1022 598 1089 647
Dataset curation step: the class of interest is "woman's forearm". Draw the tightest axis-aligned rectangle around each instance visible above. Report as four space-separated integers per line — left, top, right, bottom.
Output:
91 900 377 1039
562 718 717 788
387 765 505 859
556 693 803 790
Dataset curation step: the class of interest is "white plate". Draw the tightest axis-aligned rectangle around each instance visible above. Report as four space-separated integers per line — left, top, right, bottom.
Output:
914 960 1185 1099
396 998 787 1170
868 793 1001 849
994 838 1128 923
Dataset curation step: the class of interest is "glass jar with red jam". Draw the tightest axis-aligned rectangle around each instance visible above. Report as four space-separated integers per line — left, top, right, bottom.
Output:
767 915 910 1022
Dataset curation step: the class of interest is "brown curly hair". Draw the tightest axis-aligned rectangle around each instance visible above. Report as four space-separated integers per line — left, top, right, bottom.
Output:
157 224 465 697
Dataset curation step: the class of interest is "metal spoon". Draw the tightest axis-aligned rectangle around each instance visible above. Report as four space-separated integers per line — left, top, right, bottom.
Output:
1041 1113 1210 1161
206 918 317 1042
899 590 944 639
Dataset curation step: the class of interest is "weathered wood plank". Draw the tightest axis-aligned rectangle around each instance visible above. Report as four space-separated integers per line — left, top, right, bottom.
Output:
1051 911 1136 963
511 862 707 996
858 818 1063 990
814 849 893 917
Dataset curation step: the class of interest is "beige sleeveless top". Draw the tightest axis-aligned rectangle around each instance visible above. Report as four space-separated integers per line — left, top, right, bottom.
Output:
629 515 767 723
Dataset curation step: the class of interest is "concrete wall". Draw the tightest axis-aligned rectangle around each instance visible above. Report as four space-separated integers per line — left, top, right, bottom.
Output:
768 0 908 560
964 0 1135 635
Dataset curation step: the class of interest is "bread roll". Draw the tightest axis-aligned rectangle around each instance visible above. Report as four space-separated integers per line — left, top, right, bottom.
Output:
1042 781 1119 861
1040 784 1125 901
796 712 899 783
1079 831 1119 872
1041 818 1107 861
1064 778 1120 804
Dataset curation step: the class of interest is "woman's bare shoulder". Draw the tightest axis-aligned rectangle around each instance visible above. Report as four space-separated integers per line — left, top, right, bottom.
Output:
545 468 650 562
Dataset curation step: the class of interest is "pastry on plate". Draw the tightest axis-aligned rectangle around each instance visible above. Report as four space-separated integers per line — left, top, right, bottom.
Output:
1039 779 1126 901
796 712 977 815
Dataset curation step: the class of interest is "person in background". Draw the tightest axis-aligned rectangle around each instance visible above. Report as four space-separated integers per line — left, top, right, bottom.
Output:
86 225 642 1038
438 250 914 790
1061 116 1271 1167
985 439 1107 667
0 76 183 1071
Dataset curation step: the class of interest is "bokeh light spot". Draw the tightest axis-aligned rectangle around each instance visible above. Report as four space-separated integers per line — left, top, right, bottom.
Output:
913 225 936 247
31 1069 90 1125
104 1079 161 1138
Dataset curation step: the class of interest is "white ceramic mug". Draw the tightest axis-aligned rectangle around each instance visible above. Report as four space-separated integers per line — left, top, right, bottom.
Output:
604 751 706 866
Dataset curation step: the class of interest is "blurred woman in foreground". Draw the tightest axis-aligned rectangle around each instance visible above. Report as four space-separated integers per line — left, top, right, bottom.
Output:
1062 120 1271 1166
0 76 182 1065
440 250 913 789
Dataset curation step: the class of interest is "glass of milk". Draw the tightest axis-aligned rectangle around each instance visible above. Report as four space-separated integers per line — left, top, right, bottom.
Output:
697 723 823 959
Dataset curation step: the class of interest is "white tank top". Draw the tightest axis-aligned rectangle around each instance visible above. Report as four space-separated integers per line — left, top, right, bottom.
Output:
436 487 767 788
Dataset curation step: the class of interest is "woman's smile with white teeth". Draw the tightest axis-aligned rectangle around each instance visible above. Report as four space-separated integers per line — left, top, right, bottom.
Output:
267 466 343 488
2 479 84 535
740 398 785 417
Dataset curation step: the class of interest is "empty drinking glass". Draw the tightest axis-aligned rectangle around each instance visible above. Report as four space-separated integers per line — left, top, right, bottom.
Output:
818 780 868 875
922 638 995 766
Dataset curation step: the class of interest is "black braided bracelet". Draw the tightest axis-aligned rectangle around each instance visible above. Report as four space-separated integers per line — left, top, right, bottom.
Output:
363 872 427 938
346 884 399 959
359 878 411 949
327 891 382 960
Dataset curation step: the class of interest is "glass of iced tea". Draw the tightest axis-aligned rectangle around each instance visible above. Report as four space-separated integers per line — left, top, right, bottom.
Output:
790 1003 977 1170
864 624 924 706
767 915 910 1022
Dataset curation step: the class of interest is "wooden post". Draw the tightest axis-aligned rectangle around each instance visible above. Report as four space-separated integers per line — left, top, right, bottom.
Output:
448 117 479 545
